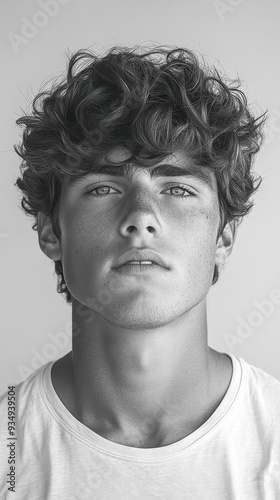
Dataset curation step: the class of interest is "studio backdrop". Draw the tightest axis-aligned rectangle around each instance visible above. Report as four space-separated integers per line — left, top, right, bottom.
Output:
1 0 280 394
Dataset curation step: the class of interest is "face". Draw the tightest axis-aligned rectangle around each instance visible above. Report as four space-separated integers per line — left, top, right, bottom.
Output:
56 147 222 328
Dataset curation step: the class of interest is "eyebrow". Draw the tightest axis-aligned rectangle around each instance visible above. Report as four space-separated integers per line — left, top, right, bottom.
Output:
66 163 215 190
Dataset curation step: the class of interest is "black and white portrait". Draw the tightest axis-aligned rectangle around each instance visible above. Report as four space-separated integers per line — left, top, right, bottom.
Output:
1 1 280 498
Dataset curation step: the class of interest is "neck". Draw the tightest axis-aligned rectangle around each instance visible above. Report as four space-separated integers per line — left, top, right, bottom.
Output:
52 298 232 447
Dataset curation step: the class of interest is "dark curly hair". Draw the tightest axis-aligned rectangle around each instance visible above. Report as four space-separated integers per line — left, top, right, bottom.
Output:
14 45 266 304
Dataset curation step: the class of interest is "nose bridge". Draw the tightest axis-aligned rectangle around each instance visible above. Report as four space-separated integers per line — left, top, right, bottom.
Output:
130 181 156 210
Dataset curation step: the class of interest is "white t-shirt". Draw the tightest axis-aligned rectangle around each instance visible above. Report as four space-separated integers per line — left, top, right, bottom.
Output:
0 354 280 499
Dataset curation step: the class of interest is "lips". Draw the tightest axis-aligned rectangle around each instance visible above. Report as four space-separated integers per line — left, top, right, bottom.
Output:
114 249 169 269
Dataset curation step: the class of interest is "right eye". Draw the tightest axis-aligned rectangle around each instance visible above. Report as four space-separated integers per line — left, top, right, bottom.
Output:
87 184 120 196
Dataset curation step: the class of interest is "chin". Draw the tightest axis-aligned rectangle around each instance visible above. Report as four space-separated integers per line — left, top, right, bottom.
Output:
98 298 187 330
103 312 173 330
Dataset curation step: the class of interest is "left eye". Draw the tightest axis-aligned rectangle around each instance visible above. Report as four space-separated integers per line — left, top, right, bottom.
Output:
89 185 119 196
163 186 194 197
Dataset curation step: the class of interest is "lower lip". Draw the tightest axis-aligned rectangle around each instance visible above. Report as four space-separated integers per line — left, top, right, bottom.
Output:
114 263 168 275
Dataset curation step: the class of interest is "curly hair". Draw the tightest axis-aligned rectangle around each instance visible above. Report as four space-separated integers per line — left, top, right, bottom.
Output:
14 45 266 304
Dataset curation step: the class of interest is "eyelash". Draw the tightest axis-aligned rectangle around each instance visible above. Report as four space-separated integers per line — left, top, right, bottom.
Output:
87 184 195 198
165 184 195 198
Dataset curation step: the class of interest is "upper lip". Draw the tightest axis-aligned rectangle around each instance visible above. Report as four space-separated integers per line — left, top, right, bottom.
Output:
114 249 169 269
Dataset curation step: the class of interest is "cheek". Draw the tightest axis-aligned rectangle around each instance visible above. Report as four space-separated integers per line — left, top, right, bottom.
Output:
60 204 111 252
171 205 219 276
58 207 111 292
169 202 219 245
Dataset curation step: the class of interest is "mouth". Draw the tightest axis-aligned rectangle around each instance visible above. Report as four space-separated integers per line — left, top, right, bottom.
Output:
113 261 168 275
121 260 156 266
114 249 169 270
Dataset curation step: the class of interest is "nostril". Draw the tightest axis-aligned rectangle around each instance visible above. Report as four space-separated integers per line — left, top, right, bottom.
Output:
126 225 155 233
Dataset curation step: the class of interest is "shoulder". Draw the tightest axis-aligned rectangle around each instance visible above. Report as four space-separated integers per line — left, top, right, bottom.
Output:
0 361 54 420
235 355 280 416
0 362 54 482
241 356 280 390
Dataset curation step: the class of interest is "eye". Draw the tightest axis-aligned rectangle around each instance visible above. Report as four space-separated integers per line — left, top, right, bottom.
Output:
162 185 195 198
87 184 120 196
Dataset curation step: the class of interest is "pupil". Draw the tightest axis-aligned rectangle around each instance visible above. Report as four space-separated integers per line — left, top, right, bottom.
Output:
98 186 109 194
172 187 183 195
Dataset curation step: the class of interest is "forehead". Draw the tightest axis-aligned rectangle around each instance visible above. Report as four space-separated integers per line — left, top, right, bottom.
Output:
62 146 217 192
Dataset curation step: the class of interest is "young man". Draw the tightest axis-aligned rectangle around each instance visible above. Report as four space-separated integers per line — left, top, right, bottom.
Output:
1 46 279 499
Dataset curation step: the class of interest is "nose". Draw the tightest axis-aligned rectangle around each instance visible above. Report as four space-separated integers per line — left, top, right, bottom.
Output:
118 191 162 240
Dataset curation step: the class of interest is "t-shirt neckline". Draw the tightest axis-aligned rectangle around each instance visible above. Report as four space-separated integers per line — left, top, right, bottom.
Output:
40 353 244 461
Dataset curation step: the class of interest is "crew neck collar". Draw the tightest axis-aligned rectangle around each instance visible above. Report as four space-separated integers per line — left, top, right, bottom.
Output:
40 353 244 461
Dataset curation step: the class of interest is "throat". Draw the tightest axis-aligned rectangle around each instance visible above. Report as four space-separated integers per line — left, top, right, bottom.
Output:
51 351 233 448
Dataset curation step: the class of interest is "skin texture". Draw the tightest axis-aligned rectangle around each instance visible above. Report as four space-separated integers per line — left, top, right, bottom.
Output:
38 146 236 447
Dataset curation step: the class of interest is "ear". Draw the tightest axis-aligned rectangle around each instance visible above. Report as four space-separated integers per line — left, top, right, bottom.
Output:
37 211 62 261
215 220 237 267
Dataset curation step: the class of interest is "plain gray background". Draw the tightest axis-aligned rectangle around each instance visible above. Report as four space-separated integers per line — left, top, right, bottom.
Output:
1 0 280 395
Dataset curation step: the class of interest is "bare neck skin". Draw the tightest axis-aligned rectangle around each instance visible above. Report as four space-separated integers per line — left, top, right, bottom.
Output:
52 297 232 448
